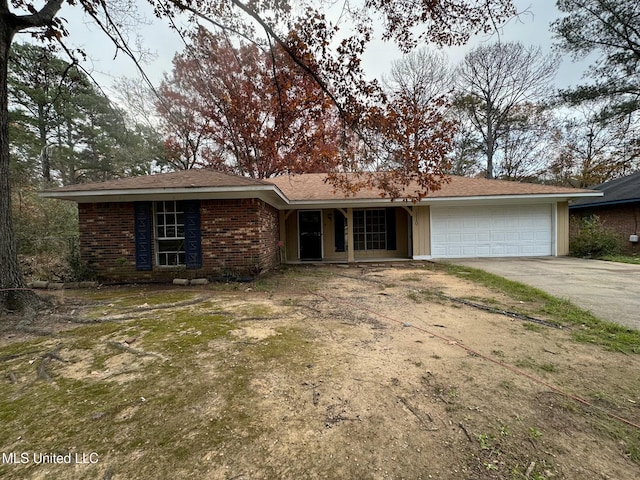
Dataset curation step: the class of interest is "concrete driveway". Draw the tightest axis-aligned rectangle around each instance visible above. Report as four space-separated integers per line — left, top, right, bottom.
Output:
447 257 640 331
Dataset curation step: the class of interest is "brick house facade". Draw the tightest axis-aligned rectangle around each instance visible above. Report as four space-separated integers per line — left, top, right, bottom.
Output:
43 169 599 282
78 198 280 282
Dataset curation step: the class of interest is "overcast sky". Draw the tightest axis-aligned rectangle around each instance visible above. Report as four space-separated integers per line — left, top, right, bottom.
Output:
17 0 591 96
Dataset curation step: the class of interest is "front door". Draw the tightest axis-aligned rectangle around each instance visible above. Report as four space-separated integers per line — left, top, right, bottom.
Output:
299 210 323 260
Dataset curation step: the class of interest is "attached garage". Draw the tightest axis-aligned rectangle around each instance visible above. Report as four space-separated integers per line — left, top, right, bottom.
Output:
430 204 553 258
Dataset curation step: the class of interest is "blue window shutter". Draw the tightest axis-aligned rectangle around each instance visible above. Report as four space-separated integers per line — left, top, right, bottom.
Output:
183 201 202 269
134 202 153 271
386 208 396 251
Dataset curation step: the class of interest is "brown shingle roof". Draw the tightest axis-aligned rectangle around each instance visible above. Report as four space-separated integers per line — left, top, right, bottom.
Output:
47 169 272 192
44 169 600 203
269 173 597 201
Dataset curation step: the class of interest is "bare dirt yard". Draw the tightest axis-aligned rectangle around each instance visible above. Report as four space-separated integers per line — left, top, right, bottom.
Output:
1 263 639 480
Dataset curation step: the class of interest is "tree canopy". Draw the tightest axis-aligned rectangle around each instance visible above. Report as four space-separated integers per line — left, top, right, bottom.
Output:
454 41 560 178
8 42 163 185
158 28 342 177
552 0 640 116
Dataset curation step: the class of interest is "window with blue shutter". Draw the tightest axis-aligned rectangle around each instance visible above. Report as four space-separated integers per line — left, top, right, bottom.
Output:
134 202 153 270
182 200 202 269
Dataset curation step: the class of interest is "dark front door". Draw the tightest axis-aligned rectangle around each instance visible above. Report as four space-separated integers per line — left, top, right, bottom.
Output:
299 210 322 260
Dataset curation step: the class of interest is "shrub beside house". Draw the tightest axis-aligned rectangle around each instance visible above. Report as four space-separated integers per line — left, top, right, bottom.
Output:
569 172 640 256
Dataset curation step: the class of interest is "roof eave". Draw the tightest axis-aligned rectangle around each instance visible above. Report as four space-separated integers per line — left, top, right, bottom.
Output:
40 185 290 209
283 191 603 208
41 184 601 210
569 197 640 210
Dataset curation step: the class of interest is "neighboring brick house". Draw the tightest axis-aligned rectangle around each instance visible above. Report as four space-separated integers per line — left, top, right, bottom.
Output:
569 172 640 254
43 169 600 282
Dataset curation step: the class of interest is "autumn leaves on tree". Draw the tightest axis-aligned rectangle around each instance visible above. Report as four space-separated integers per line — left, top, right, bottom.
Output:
157 28 342 177
157 26 457 198
154 0 517 196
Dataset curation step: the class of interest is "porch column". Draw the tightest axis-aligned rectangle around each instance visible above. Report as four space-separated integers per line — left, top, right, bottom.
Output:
346 208 355 263
278 210 287 263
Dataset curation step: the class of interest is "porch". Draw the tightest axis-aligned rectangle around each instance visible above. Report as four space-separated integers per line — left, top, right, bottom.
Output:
279 206 430 263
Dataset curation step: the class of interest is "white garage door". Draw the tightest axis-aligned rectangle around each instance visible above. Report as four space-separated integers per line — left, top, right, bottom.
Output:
431 204 553 258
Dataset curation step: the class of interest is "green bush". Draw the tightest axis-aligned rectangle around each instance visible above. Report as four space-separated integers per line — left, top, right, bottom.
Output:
570 216 621 258
12 187 78 255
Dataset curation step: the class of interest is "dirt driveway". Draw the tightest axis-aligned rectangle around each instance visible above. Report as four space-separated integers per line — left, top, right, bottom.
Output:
447 257 640 330
1 264 640 480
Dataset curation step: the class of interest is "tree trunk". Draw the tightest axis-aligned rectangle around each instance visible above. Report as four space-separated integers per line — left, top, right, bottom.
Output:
0 20 30 312
485 103 495 179
38 103 51 182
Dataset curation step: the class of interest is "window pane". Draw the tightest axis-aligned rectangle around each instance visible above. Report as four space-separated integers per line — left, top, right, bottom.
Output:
155 200 186 266
158 239 184 252
353 209 386 251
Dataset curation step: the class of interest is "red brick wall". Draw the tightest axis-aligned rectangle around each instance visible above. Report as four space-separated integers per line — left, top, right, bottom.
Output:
78 198 280 282
78 202 137 281
569 203 640 255
199 199 280 274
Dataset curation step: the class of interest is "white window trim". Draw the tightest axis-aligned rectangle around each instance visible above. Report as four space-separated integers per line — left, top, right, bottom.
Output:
154 200 186 267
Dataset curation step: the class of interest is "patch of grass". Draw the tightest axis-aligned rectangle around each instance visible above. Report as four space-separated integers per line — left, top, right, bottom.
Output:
256 266 333 292
236 304 275 318
0 338 48 361
467 295 501 306
406 291 422 303
539 363 557 373
591 414 640 463
72 288 199 307
515 357 537 370
528 427 543 439
515 357 557 374
475 433 492 450
443 264 541 303
523 323 543 332
442 264 640 354
499 380 516 391
135 312 235 354
400 275 422 282
0 293 317 479
600 254 640 265
250 327 313 366
406 288 444 304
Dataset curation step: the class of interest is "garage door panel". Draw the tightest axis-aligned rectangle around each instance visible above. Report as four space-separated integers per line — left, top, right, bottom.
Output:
462 218 476 229
506 232 520 241
431 205 552 258
463 246 478 256
491 232 506 241
505 217 519 228
520 232 534 242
